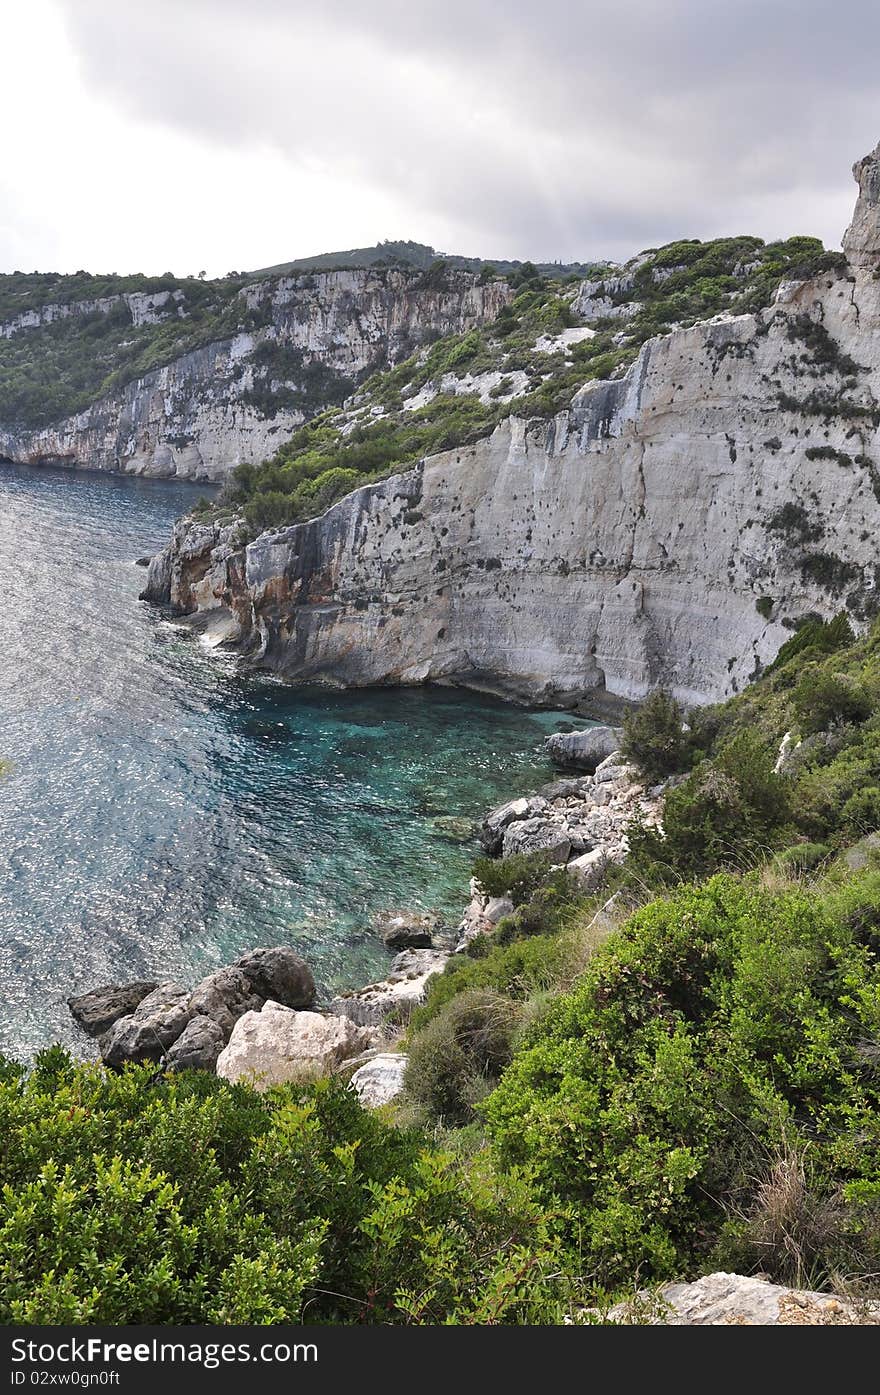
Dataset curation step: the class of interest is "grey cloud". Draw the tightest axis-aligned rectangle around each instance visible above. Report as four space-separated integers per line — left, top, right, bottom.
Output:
55 0 880 261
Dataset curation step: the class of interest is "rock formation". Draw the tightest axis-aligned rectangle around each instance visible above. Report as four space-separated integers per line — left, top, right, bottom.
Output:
0 269 510 481
608 1271 880 1325
86 945 316 1068
215 1002 374 1090
143 143 880 704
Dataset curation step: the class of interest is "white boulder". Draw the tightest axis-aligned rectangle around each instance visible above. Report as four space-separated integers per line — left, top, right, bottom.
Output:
216 1001 373 1090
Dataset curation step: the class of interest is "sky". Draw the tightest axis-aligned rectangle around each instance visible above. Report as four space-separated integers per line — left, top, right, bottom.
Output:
1 0 878 278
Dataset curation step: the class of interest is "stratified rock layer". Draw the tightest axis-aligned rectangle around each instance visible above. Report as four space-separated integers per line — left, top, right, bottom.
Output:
0 269 510 481
144 146 880 704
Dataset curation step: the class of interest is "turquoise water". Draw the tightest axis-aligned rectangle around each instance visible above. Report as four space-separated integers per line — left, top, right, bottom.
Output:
0 463 580 1054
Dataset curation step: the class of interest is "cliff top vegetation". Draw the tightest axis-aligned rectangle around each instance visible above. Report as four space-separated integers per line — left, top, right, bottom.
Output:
214 234 844 534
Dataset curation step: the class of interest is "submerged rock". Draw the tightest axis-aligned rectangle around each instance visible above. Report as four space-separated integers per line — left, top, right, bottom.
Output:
429 815 475 843
216 1002 374 1090
67 980 158 1037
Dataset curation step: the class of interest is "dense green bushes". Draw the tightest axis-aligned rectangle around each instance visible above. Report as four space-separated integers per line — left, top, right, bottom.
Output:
621 689 691 782
485 871 880 1292
0 1057 572 1324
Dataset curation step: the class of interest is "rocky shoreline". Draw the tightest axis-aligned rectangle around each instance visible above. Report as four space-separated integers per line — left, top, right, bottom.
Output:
66 725 663 1108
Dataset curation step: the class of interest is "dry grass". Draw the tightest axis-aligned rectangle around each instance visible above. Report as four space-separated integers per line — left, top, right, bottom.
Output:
725 1136 853 1291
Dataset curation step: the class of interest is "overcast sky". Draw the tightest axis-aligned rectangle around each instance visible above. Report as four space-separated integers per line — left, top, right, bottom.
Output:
1 0 878 277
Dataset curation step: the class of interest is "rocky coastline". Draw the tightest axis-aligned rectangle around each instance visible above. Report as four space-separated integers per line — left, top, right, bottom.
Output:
66 725 662 1108
140 139 880 708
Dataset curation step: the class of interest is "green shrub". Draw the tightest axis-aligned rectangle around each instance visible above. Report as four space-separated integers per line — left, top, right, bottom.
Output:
621 689 690 782
627 730 793 881
756 596 774 620
485 872 880 1292
404 990 523 1124
841 785 880 833
410 933 568 1033
0 1060 569 1324
769 612 854 671
472 851 556 905
793 669 874 734
774 841 831 872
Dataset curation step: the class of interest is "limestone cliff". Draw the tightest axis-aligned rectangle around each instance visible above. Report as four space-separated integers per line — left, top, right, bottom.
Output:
0 269 511 482
144 142 880 704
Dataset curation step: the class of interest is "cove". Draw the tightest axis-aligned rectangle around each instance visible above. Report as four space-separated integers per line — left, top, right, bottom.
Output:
0 463 580 1054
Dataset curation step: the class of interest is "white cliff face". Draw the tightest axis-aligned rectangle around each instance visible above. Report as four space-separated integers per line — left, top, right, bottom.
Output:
144 145 880 704
0 269 511 482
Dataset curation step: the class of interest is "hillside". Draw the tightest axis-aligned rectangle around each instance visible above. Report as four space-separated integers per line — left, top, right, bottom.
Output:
0 264 511 479
143 141 880 709
251 237 603 280
6 609 880 1323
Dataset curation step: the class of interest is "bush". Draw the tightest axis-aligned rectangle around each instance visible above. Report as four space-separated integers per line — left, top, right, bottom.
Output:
793 669 873 734
0 1060 569 1324
627 730 793 881
404 991 523 1124
841 785 880 833
472 851 556 906
769 612 854 671
409 934 567 1033
774 841 831 872
485 872 880 1292
621 689 690 782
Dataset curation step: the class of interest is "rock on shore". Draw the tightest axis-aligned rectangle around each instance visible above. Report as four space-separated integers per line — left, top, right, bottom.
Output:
480 752 662 884
85 946 316 1070
216 1003 375 1090
608 1272 880 1325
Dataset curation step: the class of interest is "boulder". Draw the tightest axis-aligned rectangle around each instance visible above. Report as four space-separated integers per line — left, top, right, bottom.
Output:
67 980 158 1037
568 847 609 890
99 982 191 1068
164 1015 225 1072
329 949 448 1028
609 1272 880 1326
374 909 437 951
483 896 514 925
537 778 582 801
188 966 262 1039
383 924 433 950
234 946 316 1008
593 759 630 785
480 796 531 851
843 831 880 872
501 817 573 860
544 725 623 772
216 1002 373 1090
350 1053 408 1108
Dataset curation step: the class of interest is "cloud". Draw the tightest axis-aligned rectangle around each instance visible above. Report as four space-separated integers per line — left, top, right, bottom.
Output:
4 0 879 273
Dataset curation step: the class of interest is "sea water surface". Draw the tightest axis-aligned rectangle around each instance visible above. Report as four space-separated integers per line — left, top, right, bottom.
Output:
0 463 582 1055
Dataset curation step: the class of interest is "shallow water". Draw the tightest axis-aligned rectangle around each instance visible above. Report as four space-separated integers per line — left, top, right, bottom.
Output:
0 463 585 1054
